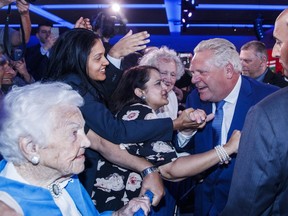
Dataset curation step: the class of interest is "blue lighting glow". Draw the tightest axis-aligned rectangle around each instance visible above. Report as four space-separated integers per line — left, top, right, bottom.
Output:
196 4 287 10
30 4 165 10
165 0 181 34
186 24 274 28
29 5 74 28
0 3 281 32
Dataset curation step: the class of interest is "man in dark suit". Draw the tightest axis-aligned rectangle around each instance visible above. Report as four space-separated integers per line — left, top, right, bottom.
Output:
222 8 288 216
25 22 56 81
176 38 279 216
240 40 288 88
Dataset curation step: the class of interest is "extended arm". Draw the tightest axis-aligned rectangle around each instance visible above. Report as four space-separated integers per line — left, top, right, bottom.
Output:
13 0 31 45
159 130 240 181
87 129 164 206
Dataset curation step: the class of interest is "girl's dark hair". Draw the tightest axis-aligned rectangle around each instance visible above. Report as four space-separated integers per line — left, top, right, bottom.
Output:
44 28 101 93
110 65 159 114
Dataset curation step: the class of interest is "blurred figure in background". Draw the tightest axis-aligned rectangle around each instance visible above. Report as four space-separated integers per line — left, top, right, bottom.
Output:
25 22 56 81
0 0 31 48
240 40 288 88
0 53 34 94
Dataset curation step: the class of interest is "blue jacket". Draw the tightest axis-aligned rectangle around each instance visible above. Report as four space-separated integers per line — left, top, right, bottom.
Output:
182 76 279 216
222 87 288 216
0 160 113 216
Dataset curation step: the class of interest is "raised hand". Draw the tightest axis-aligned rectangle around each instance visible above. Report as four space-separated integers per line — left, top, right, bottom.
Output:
74 17 92 30
174 108 214 131
108 30 150 59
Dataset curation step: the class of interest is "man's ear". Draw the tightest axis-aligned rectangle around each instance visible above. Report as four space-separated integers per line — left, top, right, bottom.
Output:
260 56 268 66
134 88 144 98
19 136 39 162
225 63 234 79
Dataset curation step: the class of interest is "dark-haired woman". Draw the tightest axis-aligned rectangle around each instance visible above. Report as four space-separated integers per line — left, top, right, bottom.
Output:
91 65 240 213
44 28 209 207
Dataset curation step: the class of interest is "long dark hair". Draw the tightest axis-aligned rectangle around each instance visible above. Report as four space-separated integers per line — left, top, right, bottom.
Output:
110 65 159 114
44 28 102 94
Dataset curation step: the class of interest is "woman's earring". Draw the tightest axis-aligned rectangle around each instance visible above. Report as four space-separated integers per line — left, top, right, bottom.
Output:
141 95 146 100
31 156 40 165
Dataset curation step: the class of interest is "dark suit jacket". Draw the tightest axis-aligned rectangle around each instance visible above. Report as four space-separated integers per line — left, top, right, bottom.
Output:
263 67 288 88
181 76 279 216
62 73 173 194
222 87 288 216
25 43 49 81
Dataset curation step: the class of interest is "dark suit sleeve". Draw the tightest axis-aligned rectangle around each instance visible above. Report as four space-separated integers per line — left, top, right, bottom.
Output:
222 103 285 215
80 84 173 144
25 44 49 81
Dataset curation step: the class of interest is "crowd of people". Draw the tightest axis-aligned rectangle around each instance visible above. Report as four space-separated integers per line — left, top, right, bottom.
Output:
1 0 288 215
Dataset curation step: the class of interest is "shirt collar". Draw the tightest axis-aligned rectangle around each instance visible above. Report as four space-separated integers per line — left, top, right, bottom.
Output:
224 75 242 105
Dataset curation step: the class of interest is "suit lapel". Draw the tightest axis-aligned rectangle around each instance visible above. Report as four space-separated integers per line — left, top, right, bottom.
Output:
228 76 253 138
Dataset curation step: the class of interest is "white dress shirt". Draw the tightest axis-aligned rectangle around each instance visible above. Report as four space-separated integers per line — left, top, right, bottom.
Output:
178 75 242 148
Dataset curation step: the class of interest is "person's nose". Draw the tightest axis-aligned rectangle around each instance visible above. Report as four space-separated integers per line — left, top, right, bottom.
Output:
81 133 91 149
164 74 174 83
4 64 15 74
103 56 109 66
272 44 280 58
191 72 200 84
161 81 168 90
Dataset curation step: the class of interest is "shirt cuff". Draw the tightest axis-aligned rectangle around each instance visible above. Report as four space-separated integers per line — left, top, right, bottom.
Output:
177 131 196 148
107 54 121 69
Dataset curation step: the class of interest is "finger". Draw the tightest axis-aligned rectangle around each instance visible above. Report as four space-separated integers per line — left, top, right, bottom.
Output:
132 44 148 52
121 29 133 39
133 30 150 37
74 17 83 28
194 109 206 123
151 196 159 206
206 113 215 122
189 110 203 123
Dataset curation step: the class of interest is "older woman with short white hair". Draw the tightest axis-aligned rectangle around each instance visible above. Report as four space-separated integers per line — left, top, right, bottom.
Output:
0 82 151 216
139 46 185 120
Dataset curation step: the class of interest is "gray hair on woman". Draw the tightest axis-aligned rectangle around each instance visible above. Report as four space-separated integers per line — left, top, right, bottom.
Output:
139 46 185 80
194 38 242 73
0 82 84 164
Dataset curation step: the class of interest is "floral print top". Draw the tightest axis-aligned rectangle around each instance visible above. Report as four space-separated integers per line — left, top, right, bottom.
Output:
91 103 177 212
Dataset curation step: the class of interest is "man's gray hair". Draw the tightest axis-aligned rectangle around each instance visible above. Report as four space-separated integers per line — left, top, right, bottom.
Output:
194 38 242 73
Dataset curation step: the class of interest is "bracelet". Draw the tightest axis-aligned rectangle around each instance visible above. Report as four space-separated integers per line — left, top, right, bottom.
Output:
140 166 159 178
214 145 231 165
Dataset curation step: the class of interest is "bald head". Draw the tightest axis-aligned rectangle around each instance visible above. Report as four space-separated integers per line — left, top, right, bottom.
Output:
272 9 288 77
276 8 288 21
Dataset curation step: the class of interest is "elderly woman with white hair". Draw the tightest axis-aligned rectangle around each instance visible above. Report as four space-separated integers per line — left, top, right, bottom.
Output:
139 46 185 120
0 82 151 216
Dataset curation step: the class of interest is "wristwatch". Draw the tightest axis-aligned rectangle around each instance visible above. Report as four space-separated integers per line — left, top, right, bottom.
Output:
140 166 159 178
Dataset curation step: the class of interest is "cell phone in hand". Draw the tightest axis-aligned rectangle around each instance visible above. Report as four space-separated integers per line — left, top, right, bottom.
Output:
51 27 59 38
